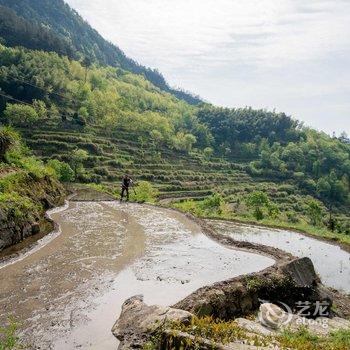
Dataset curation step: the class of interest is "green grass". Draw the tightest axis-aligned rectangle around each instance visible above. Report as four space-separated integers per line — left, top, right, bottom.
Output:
164 317 350 350
0 319 22 350
161 316 270 349
277 327 350 350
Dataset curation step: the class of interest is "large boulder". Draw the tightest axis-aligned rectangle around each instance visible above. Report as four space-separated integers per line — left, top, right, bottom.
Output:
280 257 317 287
112 295 193 349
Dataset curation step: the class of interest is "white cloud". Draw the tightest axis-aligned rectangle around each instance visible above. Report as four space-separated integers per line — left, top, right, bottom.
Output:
66 0 350 134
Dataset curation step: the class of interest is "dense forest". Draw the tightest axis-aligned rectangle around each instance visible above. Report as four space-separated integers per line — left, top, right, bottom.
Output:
197 106 350 207
0 5 75 59
0 0 201 105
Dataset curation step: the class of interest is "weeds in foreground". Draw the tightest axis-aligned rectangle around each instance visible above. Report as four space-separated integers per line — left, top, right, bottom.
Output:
145 316 350 350
0 319 22 350
277 326 350 350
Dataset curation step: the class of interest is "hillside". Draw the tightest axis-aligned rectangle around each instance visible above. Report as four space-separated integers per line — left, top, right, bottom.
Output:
0 127 65 251
0 43 349 243
0 0 201 105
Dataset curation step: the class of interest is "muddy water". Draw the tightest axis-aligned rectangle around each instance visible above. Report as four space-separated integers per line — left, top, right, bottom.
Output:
0 202 274 349
209 220 350 293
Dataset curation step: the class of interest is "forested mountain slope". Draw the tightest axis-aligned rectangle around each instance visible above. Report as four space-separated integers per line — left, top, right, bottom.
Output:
0 5 75 58
0 0 201 104
0 44 349 240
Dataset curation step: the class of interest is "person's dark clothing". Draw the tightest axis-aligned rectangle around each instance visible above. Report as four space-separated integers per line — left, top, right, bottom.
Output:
122 178 132 188
121 186 129 200
120 177 132 200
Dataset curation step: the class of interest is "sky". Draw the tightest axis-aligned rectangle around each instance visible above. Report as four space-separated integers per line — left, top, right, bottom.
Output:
66 0 350 135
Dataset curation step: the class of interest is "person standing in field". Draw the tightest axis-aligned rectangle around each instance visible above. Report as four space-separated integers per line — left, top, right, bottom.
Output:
120 174 133 201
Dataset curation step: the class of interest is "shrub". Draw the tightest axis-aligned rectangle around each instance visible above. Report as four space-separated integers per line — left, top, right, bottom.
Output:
246 191 269 220
19 157 48 179
267 202 280 219
130 181 158 203
247 161 262 176
203 147 214 159
47 159 74 182
94 167 109 176
278 184 295 195
285 211 299 223
4 103 39 127
201 193 223 210
6 153 49 180
0 127 20 162
0 192 40 220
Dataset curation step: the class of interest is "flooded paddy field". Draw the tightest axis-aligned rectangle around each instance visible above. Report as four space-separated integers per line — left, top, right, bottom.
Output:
0 201 274 349
209 220 350 293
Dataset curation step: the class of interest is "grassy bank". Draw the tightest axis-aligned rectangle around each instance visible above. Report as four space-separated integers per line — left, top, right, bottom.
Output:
0 128 66 251
171 196 350 247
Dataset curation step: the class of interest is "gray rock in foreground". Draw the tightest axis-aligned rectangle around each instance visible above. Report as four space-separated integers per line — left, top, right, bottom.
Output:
112 257 350 349
112 295 192 349
112 297 350 350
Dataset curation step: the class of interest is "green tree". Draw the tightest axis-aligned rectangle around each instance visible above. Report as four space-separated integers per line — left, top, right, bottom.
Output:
70 149 88 180
246 191 270 220
4 103 39 127
203 147 214 159
184 134 197 152
267 202 280 219
82 56 93 83
32 100 47 119
317 171 347 204
306 199 323 226
173 132 197 153
281 142 304 171
149 129 163 155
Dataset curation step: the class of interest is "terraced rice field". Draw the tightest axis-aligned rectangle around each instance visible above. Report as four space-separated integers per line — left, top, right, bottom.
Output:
20 125 322 213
